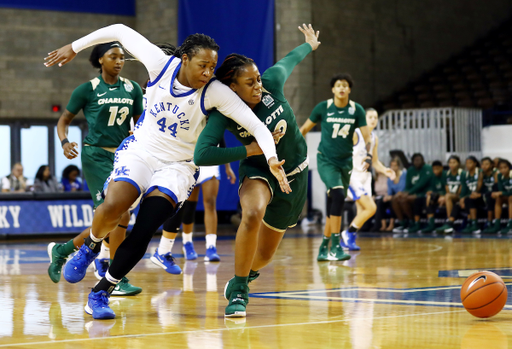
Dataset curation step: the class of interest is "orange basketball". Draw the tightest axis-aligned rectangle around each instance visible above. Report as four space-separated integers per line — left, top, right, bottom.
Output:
461 271 508 318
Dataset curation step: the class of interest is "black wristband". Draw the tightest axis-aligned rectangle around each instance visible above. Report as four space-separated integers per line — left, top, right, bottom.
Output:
61 138 69 147
366 152 373 159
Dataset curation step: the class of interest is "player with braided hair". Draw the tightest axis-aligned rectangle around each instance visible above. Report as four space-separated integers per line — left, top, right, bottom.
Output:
195 24 320 317
45 24 287 320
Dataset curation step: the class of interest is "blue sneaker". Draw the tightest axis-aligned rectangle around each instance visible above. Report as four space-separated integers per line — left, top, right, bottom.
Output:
204 246 220 262
64 245 99 283
342 230 360 251
182 242 198 260
84 290 115 319
93 258 109 280
339 236 349 250
150 250 182 274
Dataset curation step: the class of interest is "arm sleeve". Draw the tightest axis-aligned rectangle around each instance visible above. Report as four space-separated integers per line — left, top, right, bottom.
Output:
309 102 325 123
72 24 168 81
131 81 144 116
194 112 247 166
262 43 312 97
204 81 277 161
409 166 434 195
66 83 90 115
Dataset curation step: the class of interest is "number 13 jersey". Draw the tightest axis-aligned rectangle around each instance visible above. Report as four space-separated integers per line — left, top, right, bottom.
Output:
309 98 366 166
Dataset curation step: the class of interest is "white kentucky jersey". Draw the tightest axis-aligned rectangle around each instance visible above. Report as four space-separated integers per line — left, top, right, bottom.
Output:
133 56 209 162
352 128 375 173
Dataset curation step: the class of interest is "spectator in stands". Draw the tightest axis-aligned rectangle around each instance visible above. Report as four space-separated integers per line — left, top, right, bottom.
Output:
33 165 61 193
481 157 497 228
378 158 406 231
458 156 483 234
421 160 446 233
436 155 463 233
61 165 83 192
1 163 27 193
483 159 512 234
392 153 433 233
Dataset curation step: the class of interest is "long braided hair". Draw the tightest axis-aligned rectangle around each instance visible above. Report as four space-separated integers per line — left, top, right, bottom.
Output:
215 53 255 86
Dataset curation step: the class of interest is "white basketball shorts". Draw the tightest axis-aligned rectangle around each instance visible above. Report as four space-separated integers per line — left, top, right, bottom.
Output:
197 165 221 185
348 171 372 201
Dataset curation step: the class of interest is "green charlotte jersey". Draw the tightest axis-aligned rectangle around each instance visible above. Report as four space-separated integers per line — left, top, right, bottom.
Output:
445 169 463 194
66 75 143 148
309 99 366 164
497 171 512 196
482 169 497 193
429 172 446 195
405 164 433 196
195 43 312 172
460 169 481 198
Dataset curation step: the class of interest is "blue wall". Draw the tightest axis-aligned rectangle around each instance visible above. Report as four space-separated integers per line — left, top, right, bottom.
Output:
0 0 135 16
178 0 275 211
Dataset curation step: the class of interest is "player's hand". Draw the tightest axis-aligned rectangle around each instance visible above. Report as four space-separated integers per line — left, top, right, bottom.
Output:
225 164 236 185
299 24 321 51
384 168 396 181
271 130 285 144
361 155 372 171
63 142 79 159
44 44 77 67
459 198 465 209
245 140 263 157
470 192 479 199
268 157 292 194
491 192 501 199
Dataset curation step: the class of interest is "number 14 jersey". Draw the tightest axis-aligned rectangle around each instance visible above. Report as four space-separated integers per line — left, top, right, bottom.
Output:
309 98 366 165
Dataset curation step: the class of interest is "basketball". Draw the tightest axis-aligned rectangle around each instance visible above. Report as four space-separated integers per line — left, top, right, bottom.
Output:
461 271 508 318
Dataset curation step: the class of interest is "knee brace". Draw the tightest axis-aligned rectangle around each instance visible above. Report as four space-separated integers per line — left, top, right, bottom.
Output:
182 200 198 225
326 195 333 218
329 188 345 217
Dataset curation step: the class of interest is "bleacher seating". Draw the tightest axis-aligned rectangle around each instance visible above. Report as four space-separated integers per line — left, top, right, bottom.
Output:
376 18 512 111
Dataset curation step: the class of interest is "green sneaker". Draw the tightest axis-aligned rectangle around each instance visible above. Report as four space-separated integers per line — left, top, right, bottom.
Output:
111 277 142 296
317 239 330 261
460 220 476 234
500 220 512 234
421 218 436 233
330 234 350 261
435 222 454 234
482 220 501 234
223 271 260 300
47 242 67 283
225 283 249 318
405 221 421 233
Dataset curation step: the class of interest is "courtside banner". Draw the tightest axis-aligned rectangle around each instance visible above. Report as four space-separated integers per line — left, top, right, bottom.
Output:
0 199 136 235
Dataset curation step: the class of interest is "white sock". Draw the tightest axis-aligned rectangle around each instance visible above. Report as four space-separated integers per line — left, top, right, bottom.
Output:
158 237 175 255
105 270 121 284
182 232 193 244
98 243 109 259
205 234 217 248
90 229 102 242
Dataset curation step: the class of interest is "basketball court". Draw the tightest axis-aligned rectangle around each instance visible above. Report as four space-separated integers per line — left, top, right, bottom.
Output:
1 227 511 348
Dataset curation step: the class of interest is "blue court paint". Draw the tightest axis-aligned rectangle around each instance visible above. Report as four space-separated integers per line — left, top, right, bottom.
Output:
438 268 512 278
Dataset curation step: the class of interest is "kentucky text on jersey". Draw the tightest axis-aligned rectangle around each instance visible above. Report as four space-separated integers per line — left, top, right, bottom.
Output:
148 102 190 130
98 98 134 105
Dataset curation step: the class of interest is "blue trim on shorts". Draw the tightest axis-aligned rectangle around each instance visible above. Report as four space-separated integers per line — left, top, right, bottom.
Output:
116 134 135 152
147 56 175 87
114 177 141 196
170 62 197 98
348 186 360 201
198 175 215 186
144 185 179 204
200 78 216 115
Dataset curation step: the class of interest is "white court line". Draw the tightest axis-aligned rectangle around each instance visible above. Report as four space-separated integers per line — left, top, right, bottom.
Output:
0 309 465 347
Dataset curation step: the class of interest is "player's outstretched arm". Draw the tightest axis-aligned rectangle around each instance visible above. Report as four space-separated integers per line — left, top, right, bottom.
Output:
298 23 321 51
371 136 396 180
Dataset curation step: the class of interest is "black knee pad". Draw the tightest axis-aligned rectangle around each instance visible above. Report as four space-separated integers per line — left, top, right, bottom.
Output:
163 207 184 233
326 195 333 218
182 200 198 225
329 188 345 217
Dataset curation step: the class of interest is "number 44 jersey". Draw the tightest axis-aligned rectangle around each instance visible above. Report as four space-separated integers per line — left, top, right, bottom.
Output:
309 98 366 166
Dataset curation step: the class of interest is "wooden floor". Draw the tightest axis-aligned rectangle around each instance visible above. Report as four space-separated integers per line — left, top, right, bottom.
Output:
1 226 512 348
